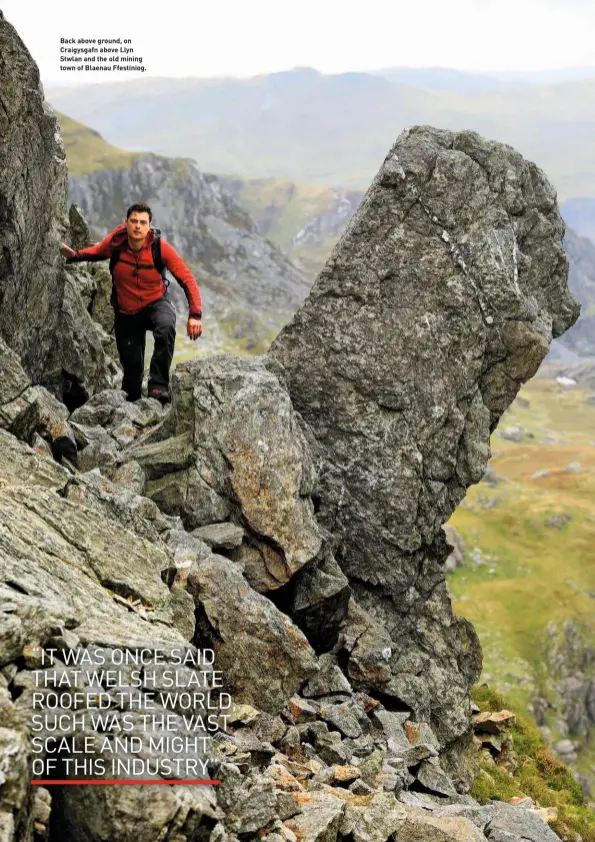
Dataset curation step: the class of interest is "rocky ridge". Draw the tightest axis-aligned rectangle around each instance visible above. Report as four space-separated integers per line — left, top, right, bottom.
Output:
0 10 581 842
0 345 567 842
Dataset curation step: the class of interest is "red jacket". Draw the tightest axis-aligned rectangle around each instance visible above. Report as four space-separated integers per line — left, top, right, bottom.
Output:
70 224 202 318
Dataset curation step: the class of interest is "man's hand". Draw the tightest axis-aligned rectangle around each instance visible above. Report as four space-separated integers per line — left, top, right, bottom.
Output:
187 317 202 340
60 243 76 259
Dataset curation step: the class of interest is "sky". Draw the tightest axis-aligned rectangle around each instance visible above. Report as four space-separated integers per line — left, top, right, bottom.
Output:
2 0 595 85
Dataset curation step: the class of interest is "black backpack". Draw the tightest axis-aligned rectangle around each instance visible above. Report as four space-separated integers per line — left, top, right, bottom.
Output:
109 226 169 306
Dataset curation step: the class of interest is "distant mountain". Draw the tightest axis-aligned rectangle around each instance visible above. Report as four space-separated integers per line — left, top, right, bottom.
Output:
48 69 595 200
219 177 364 276
372 66 595 91
557 227 595 358
562 198 595 244
56 111 140 176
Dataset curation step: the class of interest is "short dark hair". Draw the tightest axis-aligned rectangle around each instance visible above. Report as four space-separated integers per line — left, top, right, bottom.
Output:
126 202 152 221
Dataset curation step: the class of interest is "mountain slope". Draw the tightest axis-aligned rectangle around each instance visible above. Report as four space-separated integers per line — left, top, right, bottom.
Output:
55 111 140 176
67 154 310 355
48 69 595 200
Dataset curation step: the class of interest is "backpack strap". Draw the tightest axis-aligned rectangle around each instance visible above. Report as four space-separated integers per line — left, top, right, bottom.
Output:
151 228 169 288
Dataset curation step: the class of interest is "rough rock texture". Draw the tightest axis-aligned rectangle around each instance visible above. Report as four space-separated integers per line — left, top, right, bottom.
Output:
269 126 579 748
187 553 318 714
0 12 68 380
138 355 323 588
0 15 117 403
394 806 485 841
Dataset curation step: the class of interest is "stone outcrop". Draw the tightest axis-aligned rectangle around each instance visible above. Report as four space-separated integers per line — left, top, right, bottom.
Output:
0 12 67 381
133 355 323 587
268 126 579 748
0 14 117 403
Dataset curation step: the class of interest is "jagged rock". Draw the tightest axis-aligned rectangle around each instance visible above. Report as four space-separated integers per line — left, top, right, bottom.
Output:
286 696 318 723
225 774 278 834
163 529 211 588
108 460 147 495
302 654 353 699
43 269 118 406
484 801 561 842
277 551 351 653
284 791 345 842
0 338 31 426
437 804 492 831
472 710 516 734
69 203 90 250
51 784 220 842
415 760 458 797
64 469 174 543
370 709 411 753
10 386 77 462
317 699 363 739
153 356 322 584
269 125 579 749
187 554 318 714
0 429 69 491
0 13 69 381
70 390 128 427
77 437 122 473
340 598 394 686
339 791 406 841
394 805 485 841
486 830 523 842
192 523 245 549
129 431 194 479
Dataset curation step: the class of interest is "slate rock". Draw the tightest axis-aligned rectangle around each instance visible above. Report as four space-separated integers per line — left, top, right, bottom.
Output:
284 792 345 842
339 791 406 842
485 801 561 842
269 125 579 750
187 554 318 714
394 805 486 841
192 522 245 549
166 356 322 582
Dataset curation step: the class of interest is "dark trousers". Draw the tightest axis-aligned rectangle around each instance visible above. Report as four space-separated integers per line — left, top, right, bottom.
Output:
114 296 176 401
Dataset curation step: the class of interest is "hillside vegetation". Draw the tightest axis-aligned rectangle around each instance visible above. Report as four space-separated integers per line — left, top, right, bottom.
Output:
448 379 595 787
55 111 141 176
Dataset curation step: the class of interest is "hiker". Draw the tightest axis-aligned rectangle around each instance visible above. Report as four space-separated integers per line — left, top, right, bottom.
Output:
60 202 202 405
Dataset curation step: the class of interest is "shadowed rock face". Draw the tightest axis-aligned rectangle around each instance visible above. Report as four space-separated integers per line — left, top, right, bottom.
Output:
268 126 580 745
0 13 68 380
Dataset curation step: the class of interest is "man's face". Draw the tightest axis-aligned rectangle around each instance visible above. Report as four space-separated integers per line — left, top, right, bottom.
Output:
126 211 151 244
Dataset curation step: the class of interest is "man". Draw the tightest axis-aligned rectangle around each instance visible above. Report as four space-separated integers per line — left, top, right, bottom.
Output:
61 203 202 405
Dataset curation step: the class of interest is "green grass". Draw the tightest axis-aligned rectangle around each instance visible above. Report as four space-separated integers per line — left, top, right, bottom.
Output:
448 379 595 790
56 112 142 177
470 684 595 841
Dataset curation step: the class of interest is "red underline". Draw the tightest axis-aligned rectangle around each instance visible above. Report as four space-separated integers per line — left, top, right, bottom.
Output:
31 779 220 786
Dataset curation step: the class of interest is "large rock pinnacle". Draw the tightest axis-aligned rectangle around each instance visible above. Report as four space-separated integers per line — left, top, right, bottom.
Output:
268 125 579 746
0 12 69 380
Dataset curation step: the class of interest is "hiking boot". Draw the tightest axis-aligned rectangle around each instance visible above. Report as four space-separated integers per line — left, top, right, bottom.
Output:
149 387 171 406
